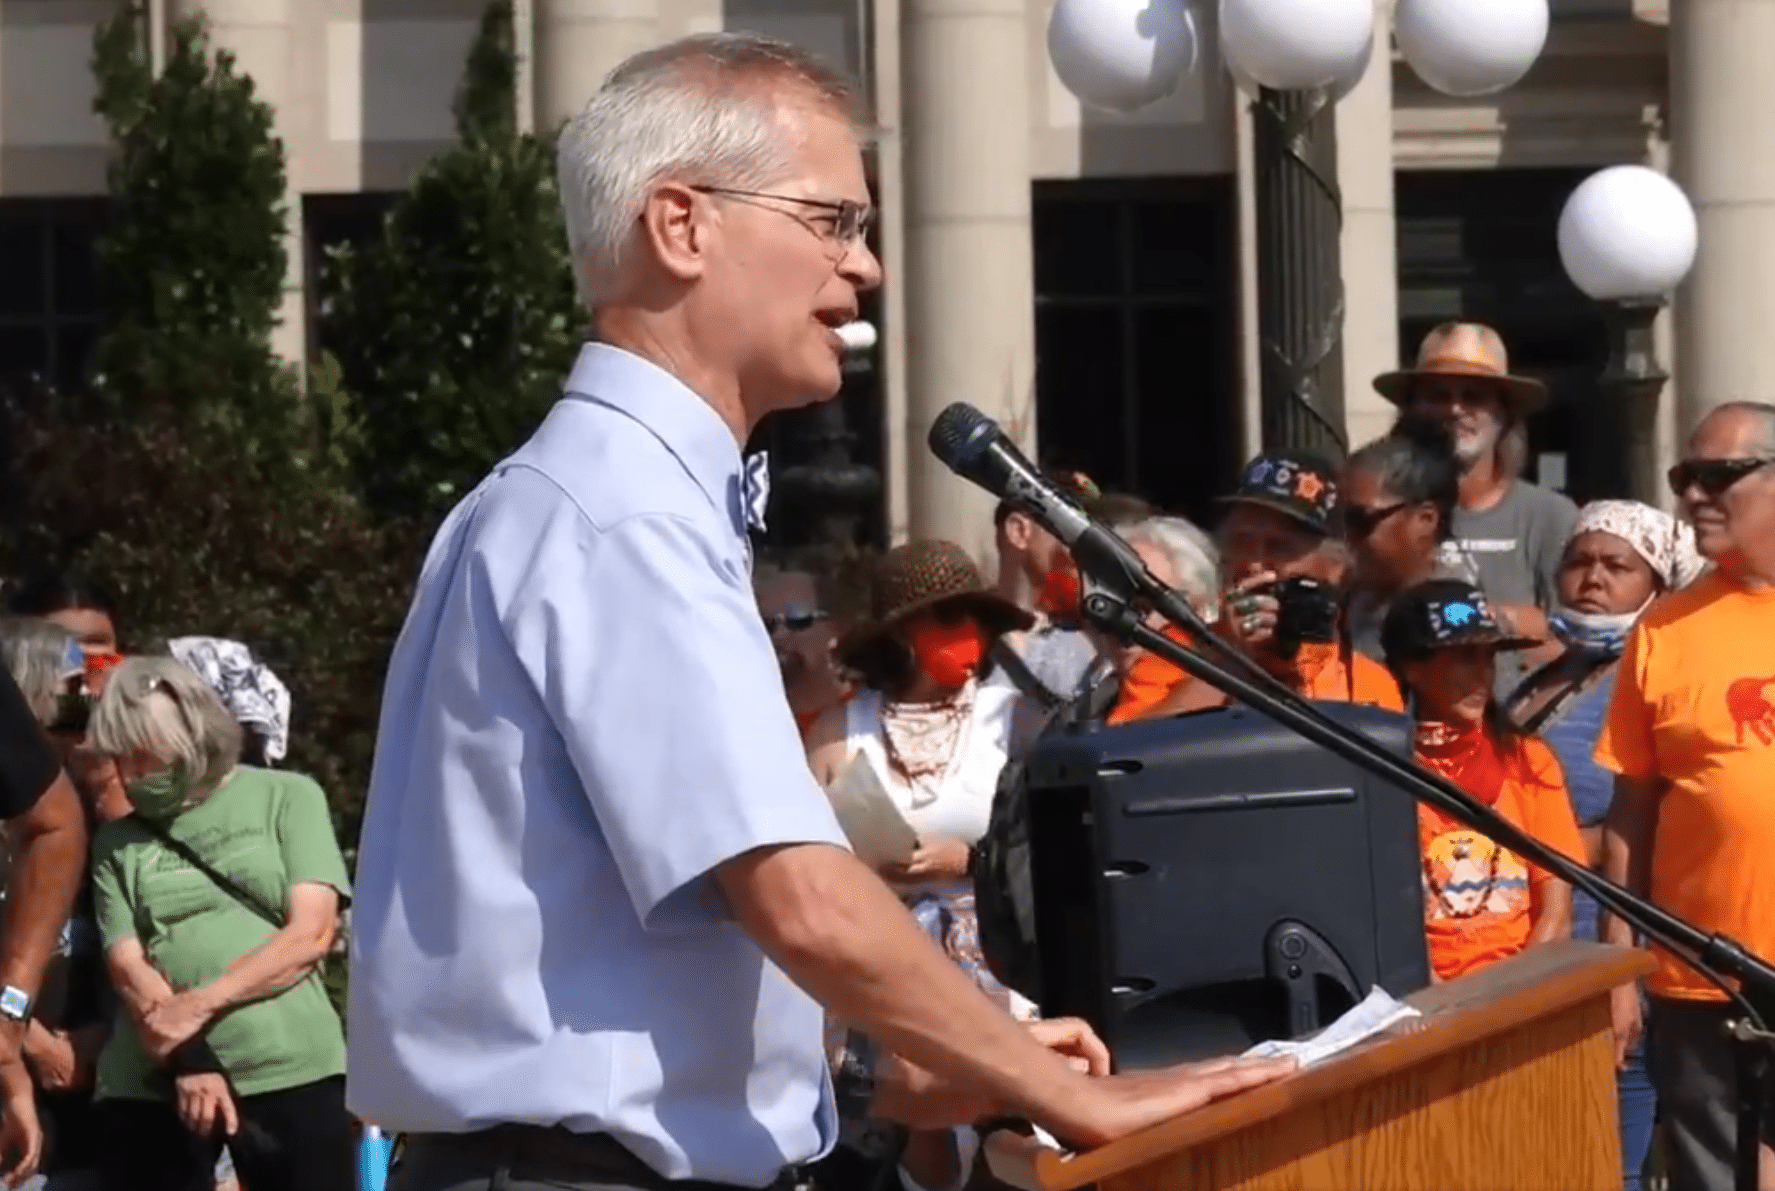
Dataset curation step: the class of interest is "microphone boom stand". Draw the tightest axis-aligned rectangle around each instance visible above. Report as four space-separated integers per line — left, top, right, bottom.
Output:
1080 588 1775 1191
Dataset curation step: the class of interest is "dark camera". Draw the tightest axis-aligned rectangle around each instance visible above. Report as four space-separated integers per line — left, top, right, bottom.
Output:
48 687 90 735
1268 575 1340 658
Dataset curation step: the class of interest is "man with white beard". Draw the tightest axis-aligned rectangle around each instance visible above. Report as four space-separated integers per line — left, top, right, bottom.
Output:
1374 322 1578 688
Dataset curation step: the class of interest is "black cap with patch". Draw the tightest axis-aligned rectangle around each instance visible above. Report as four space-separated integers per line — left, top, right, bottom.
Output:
1219 451 1341 537
1380 577 1539 663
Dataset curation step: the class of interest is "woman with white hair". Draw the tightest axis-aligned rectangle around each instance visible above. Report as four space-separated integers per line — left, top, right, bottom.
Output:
1081 515 1223 726
83 658 351 1191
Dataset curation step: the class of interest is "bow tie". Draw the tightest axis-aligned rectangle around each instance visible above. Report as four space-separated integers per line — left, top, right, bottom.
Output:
742 451 771 533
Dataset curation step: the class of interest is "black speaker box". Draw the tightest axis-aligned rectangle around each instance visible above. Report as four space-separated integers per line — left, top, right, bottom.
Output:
1021 701 1431 1070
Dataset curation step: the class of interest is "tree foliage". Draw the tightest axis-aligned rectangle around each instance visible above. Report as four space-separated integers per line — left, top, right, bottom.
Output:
323 0 582 521
0 2 413 837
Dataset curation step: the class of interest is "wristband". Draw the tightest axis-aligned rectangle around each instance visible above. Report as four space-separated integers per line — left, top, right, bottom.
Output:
0 986 29 1023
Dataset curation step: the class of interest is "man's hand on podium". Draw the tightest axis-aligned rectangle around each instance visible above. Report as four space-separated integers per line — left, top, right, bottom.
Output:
1050 1053 1299 1148
871 1016 1112 1128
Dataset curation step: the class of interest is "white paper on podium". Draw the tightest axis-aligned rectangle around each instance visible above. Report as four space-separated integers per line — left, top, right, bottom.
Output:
823 754 917 868
1240 986 1419 1068
984 986 1420 1189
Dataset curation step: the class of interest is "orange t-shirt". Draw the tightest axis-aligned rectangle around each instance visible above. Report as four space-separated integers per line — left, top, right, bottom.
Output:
1107 626 1196 726
1593 571 1775 1001
1418 736 1586 981
1292 644 1407 713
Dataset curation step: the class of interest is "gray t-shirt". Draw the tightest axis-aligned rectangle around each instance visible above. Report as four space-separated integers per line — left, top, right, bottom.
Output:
1350 480 1576 696
1452 479 1579 614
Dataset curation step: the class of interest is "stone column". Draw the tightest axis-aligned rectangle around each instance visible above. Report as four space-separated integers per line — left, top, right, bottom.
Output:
901 0 1035 563
1670 0 1775 430
1336 1 1399 451
532 0 661 131
170 0 306 370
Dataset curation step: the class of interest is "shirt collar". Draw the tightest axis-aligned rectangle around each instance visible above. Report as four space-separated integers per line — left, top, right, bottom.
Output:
562 342 746 527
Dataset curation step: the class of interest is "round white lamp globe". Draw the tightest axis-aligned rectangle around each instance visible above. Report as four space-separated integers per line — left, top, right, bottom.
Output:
1396 0 1548 97
1048 0 1197 113
1218 0 1373 92
1223 15 1372 101
1557 166 1698 301
836 321 878 353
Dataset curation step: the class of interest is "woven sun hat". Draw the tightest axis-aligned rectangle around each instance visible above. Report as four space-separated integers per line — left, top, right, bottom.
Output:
1372 321 1547 415
836 539 1035 670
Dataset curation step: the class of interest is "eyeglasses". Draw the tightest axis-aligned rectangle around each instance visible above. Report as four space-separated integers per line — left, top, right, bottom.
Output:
1667 456 1775 499
763 608 829 635
1343 501 1409 539
693 186 875 249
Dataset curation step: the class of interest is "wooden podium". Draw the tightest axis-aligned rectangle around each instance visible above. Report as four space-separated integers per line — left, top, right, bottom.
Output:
991 941 1654 1191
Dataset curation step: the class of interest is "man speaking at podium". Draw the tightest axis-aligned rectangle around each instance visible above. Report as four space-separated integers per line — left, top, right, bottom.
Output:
346 32 1291 1191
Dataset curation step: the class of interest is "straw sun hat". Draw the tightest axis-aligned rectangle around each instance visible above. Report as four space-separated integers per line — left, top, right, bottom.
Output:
1372 321 1548 415
836 540 1034 671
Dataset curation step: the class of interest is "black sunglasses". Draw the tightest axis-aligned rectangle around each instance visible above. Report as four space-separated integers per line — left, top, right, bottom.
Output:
763 608 829 635
1343 501 1410 539
1667 456 1775 499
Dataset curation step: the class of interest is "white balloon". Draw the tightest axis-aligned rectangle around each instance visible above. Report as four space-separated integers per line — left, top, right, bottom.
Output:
1218 0 1373 92
1396 0 1548 98
1223 14 1373 102
1047 0 1198 113
1557 166 1698 301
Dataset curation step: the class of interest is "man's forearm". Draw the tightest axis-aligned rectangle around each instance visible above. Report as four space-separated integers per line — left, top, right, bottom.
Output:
0 773 87 999
720 844 1088 1132
1600 777 1661 948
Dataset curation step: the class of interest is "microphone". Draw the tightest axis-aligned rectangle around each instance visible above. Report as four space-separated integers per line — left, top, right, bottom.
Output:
926 402 1199 627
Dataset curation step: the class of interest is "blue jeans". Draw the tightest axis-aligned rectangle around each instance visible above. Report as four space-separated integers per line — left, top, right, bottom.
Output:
1575 889 1658 1190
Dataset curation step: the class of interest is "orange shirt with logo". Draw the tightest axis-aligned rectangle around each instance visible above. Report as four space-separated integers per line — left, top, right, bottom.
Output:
1594 571 1775 1001
1418 736 1585 982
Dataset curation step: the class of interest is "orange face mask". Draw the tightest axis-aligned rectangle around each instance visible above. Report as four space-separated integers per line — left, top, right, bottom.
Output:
1107 624 1196 726
1036 558 1082 620
84 651 124 697
908 618 987 690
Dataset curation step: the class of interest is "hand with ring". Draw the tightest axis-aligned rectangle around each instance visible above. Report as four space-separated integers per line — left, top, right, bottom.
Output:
1221 571 1281 652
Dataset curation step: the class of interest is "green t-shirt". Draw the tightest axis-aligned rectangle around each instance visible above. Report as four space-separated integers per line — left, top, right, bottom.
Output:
91 765 351 1100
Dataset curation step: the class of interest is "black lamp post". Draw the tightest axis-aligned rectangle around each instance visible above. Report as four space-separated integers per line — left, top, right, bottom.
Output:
1557 165 1698 505
1252 86 1347 461
771 325 882 552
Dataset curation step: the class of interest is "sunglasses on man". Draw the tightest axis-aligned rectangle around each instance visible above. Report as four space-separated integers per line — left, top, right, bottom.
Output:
1343 501 1410 539
763 608 829 635
1667 456 1775 498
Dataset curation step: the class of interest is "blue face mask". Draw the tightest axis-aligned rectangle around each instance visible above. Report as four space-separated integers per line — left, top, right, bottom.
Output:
1549 606 1641 658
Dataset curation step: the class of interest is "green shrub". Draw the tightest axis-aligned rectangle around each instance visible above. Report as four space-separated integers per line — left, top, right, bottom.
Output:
323 0 583 522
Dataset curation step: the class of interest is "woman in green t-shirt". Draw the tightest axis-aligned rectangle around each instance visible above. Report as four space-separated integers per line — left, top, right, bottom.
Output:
84 656 353 1191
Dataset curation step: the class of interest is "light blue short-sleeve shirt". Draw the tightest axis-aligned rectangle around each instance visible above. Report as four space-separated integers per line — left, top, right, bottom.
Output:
346 344 848 1187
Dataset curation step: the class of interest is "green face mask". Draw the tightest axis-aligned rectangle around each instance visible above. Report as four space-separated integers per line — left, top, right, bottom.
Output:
126 760 192 821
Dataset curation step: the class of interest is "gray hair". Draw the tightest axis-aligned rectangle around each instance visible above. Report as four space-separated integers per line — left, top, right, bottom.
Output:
89 657 242 798
1705 400 1775 454
0 618 79 726
556 33 866 307
1122 516 1221 617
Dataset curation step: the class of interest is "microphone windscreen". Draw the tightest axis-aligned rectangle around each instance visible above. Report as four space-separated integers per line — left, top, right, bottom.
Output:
927 402 996 471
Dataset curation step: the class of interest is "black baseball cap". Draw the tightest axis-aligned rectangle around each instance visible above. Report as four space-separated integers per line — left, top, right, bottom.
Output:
1218 451 1341 537
1380 578 1538 663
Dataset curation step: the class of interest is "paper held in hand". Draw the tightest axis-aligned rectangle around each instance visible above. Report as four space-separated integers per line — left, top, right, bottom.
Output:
823 754 917 867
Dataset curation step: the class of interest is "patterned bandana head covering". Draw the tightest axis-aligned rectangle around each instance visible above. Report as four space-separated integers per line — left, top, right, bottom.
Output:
167 637 292 762
1570 500 1705 591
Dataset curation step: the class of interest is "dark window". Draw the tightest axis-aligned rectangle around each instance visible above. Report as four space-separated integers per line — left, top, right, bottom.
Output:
303 192 402 363
1395 169 1608 497
0 199 106 395
1033 178 1238 523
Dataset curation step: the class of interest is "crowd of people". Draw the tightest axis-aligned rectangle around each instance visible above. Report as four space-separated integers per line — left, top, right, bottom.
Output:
0 578 354 1191
0 27 1769 1191
760 318 1775 1191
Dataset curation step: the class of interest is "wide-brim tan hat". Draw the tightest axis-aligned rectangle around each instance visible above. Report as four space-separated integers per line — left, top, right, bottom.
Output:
1373 321 1548 414
836 539 1034 670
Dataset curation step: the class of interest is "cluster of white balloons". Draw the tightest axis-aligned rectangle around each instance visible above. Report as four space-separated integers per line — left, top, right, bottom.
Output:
1047 0 1551 115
